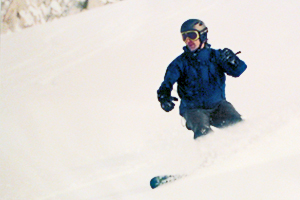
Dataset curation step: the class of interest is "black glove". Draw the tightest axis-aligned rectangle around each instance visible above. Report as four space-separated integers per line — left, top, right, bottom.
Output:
158 94 178 112
219 48 240 68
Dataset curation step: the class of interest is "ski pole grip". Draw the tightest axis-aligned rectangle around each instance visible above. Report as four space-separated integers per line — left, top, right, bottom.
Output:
171 97 178 101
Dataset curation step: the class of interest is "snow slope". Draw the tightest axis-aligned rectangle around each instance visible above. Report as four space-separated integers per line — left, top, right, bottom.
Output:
1 0 300 199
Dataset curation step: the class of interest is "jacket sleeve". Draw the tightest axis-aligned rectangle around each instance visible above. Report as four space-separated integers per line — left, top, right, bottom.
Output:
216 49 247 77
157 58 182 97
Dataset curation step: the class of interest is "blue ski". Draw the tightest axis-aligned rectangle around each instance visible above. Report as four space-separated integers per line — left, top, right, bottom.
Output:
150 174 186 189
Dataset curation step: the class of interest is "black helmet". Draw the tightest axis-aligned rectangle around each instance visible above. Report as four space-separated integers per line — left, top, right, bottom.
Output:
180 19 208 42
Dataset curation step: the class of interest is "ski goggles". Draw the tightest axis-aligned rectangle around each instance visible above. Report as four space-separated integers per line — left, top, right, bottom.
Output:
181 30 200 41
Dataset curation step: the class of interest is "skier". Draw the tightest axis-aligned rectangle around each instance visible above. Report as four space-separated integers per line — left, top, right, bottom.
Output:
157 19 247 139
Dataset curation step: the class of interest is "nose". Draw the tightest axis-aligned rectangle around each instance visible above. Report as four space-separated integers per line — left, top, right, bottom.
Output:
184 37 191 43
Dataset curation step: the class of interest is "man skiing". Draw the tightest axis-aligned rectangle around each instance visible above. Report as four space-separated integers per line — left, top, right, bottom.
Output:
157 19 247 139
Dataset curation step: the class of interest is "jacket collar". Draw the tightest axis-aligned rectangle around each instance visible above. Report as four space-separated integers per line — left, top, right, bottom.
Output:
183 43 211 55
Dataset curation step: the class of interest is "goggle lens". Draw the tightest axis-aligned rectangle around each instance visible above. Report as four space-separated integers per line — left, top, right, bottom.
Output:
182 31 199 41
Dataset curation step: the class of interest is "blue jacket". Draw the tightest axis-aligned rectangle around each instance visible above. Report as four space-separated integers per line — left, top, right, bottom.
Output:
158 44 247 116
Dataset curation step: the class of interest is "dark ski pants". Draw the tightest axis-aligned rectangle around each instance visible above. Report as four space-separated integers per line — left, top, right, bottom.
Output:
183 100 242 139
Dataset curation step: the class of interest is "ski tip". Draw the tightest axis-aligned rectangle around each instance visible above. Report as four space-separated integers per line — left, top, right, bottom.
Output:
150 175 186 189
150 177 160 189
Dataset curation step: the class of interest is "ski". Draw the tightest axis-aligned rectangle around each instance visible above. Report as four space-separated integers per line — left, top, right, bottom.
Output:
150 174 186 189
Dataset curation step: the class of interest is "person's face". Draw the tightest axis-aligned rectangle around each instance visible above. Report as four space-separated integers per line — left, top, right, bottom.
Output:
185 38 201 52
182 30 201 52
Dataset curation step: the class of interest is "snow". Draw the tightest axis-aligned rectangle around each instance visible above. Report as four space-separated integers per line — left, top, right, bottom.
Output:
1 0 300 199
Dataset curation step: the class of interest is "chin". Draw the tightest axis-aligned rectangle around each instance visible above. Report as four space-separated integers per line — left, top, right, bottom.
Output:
189 47 197 52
